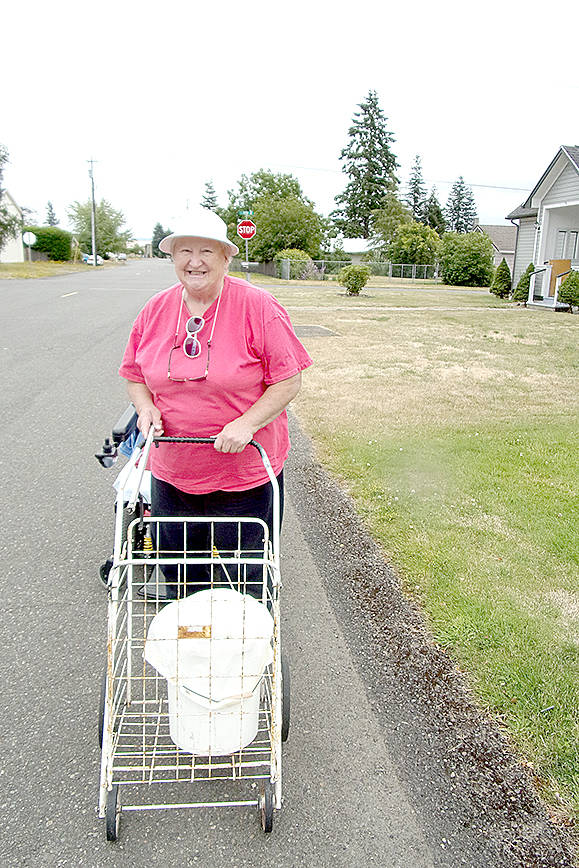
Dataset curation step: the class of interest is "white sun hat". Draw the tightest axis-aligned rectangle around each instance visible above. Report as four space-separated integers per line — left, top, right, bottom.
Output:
158 208 239 256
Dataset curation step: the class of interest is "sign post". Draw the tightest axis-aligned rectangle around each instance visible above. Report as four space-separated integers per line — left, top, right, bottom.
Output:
22 231 37 262
236 216 257 281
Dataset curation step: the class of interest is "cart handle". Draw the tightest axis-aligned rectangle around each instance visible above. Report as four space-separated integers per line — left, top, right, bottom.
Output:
129 432 281 559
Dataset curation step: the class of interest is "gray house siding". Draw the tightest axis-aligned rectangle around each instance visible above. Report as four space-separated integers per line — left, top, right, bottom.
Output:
541 164 579 208
513 218 536 285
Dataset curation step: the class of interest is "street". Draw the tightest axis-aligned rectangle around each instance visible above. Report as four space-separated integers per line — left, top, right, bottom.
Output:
1 261 574 867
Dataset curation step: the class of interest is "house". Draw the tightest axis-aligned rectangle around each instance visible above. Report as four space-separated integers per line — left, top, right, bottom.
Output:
507 145 579 308
474 224 516 273
0 190 24 262
332 238 373 264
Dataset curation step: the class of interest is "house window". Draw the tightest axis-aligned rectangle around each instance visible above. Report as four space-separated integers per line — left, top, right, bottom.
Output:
555 229 579 259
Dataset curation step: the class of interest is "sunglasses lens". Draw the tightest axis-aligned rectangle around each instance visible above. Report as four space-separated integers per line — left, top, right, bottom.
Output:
186 316 204 334
183 336 201 358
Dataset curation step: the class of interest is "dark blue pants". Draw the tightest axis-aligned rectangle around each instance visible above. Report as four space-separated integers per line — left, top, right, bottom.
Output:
151 472 284 600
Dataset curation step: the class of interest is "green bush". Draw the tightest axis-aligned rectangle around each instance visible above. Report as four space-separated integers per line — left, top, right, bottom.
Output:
489 257 511 298
274 248 311 279
512 261 534 303
558 269 579 312
24 225 72 261
439 232 494 287
339 264 371 295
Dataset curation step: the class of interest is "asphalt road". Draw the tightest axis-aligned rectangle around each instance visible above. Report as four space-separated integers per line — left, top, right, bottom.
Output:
1 261 575 867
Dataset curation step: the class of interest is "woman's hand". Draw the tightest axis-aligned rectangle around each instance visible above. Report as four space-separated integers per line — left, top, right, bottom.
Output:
213 373 302 453
213 418 254 453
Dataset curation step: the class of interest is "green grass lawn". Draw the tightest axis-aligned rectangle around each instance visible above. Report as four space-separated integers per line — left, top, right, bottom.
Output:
276 281 579 820
0 261 117 279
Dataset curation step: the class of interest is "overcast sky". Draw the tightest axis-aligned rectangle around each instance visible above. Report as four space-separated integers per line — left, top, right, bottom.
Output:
2 0 577 241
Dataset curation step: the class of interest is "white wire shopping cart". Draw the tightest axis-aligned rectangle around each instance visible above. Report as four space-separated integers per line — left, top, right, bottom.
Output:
97 424 289 841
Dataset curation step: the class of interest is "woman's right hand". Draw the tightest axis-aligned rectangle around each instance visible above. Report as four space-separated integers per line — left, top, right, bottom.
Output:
137 405 164 437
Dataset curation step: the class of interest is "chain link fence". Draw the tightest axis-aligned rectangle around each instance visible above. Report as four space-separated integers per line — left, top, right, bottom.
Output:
230 258 440 282
276 260 439 281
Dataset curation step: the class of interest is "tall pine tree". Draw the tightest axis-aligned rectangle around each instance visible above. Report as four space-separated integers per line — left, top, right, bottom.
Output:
201 180 218 210
405 155 427 223
424 187 446 235
445 177 477 233
46 201 59 225
332 90 399 238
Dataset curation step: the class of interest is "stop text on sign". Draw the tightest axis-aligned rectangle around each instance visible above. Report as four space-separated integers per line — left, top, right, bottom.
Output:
237 219 257 240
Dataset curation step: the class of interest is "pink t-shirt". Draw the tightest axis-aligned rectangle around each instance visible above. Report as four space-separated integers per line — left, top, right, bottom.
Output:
119 276 313 493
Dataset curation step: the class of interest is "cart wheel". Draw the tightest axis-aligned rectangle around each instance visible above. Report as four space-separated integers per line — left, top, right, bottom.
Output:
260 780 274 833
281 652 290 743
105 785 120 842
99 558 112 586
98 666 107 748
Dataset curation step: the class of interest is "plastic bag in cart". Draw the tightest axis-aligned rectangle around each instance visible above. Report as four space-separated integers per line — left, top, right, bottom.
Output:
113 458 152 505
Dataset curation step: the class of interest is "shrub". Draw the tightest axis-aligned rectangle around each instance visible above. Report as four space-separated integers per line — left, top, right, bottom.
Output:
339 264 371 295
489 257 511 298
24 225 72 261
558 269 579 312
439 232 494 287
274 248 311 279
512 261 534 303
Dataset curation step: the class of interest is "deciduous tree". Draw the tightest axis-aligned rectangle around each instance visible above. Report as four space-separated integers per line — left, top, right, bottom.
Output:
0 144 21 253
220 169 323 260
68 199 133 257
368 193 413 259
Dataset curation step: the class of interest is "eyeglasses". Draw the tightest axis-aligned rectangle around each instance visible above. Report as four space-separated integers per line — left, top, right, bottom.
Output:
167 289 222 382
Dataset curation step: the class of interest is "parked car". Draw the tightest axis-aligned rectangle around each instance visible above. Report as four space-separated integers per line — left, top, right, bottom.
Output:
84 254 104 265
117 253 127 261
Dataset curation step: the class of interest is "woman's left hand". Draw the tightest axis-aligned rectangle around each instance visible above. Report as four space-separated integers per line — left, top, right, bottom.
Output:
213 419 254 453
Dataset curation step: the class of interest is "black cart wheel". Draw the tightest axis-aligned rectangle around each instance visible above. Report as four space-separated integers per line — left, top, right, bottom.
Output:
99 558 113 586
281 652 290 743
260 780 274 833
106 785 120 842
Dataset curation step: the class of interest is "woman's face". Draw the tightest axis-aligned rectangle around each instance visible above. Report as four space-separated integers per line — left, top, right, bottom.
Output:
172 237 229 298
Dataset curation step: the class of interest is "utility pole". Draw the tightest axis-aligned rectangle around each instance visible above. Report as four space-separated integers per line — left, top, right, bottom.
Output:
88 159 97 265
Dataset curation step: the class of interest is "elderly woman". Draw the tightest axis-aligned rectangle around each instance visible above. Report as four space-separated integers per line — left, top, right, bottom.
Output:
119 209 312 599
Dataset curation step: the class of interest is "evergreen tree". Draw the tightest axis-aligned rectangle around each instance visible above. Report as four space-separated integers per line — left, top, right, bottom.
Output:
331 90 399 238
46 201 59 226
424 187 446 235
558 270 579 311
489 257 511 298
201 181 218 210
405 155 427 223
512 261 534 304
152 222 172 257
444 177 478 233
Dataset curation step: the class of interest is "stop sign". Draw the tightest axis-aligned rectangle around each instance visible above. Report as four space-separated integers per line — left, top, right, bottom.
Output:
237 219 256 240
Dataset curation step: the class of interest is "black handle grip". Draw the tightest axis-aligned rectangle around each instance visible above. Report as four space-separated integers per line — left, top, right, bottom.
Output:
154 435 263 452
